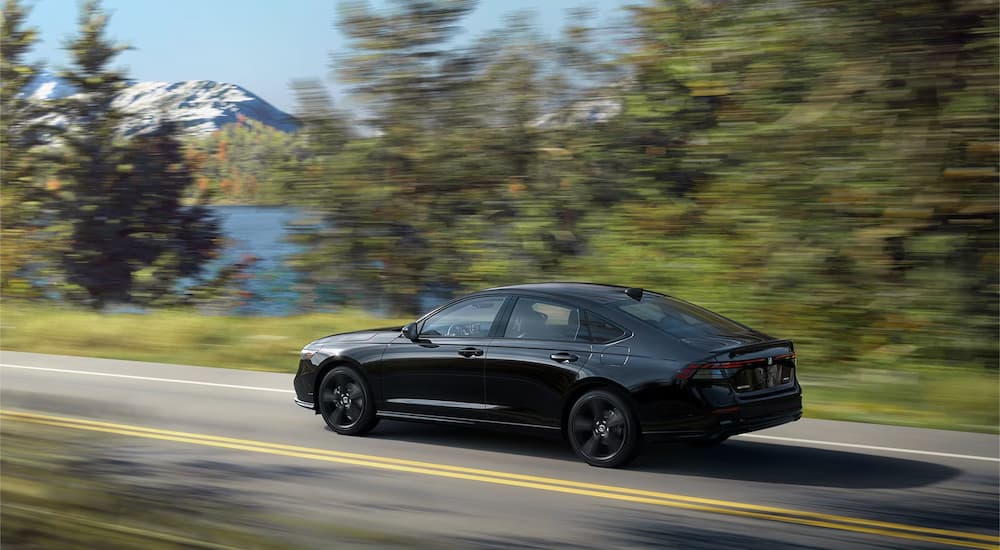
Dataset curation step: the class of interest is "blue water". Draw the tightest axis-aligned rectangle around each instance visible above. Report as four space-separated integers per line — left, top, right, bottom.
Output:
201 205 455 317
205 205 306 316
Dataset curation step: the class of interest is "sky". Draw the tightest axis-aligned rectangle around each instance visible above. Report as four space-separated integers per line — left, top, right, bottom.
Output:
24 0 638 113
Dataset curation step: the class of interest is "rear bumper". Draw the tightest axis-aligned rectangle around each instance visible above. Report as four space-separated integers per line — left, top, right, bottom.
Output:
722 389 802 433
642 388 802 442
718 408 802 437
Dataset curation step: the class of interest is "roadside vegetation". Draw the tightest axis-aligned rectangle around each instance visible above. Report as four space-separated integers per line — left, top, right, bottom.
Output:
2 304 996 434
0 303 408 372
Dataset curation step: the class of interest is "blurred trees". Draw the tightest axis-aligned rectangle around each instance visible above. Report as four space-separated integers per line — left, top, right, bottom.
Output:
577 0 998 372
0 0 49 297
291 0 481 313
286 0 997 377
183 117 306 205
290 2 623 313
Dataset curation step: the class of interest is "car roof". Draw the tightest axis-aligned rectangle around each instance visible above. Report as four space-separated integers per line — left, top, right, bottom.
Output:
479 282 664 305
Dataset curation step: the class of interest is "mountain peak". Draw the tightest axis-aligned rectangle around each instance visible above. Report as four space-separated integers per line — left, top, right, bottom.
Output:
25 72 298 137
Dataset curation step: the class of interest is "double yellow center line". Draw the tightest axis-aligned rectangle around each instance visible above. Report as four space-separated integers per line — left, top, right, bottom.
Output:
2 410 996 549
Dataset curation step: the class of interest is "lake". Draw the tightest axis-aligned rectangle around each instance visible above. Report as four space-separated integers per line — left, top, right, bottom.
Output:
205 206 453 316
205 205 306 316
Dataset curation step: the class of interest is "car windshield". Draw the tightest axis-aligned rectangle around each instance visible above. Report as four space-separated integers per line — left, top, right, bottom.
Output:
613 295 748 338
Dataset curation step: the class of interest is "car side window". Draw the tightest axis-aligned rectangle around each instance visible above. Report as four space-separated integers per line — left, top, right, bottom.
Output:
420 296 506 337
503 298 584 342
581 311 628 344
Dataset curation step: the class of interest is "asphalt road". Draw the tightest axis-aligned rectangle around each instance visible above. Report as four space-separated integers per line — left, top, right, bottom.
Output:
2 350 997 549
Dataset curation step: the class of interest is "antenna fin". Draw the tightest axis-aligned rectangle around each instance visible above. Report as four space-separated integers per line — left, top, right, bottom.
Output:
625 287 643 301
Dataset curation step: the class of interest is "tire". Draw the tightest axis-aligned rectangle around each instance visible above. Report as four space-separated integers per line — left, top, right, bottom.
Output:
567 389 641 468
317 366 379 436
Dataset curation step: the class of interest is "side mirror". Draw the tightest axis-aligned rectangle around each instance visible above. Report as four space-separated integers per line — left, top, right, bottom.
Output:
401 322 419 342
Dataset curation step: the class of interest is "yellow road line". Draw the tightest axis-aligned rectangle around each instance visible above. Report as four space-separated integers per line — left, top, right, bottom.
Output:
2 410 996 549
2 410 990 543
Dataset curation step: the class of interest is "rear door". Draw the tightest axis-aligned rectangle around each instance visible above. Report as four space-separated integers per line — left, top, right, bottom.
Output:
485 296 592 428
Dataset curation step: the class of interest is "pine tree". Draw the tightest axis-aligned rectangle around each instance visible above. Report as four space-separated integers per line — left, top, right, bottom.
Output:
1 0 41 186
0 0 46 297
58 0 218 306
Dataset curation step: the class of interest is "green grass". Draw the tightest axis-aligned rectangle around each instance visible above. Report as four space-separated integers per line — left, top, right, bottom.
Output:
0 303 410 372
2 304 996 433
801 372 998 433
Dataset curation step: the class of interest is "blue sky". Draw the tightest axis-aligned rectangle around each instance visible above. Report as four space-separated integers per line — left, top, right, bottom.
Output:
25 0 638 113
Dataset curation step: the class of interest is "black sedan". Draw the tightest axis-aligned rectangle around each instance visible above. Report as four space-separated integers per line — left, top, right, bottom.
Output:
293 283 802 467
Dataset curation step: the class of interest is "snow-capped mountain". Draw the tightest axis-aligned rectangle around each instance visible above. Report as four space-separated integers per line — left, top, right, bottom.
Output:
25 71 298 137
23 71 79 101
531 97 623 128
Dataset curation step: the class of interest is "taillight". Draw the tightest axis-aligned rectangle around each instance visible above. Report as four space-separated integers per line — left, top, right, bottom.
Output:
677 352 796 381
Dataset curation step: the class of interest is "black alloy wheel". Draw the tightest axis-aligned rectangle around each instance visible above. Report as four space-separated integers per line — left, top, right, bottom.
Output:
318 366 379 435
567 389 640 468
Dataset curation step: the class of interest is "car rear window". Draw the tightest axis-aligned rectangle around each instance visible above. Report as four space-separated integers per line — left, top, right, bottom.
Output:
581 311 628 344
614 295 747 338
504 297 582 342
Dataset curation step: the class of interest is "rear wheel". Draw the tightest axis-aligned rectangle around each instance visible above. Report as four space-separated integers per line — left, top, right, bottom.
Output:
318 366 379 435
567 389 641 468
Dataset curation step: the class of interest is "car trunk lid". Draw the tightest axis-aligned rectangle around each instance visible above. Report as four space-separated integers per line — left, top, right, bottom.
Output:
680 332 776 352
678 339 796 394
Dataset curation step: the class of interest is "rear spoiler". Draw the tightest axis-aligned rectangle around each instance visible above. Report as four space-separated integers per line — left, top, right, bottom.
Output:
714 339 794 360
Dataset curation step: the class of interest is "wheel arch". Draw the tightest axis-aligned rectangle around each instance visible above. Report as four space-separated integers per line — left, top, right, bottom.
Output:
312 356 374 409
560 377 636 438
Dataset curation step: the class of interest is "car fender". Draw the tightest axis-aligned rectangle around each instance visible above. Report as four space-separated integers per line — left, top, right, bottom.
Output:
312 343 387 403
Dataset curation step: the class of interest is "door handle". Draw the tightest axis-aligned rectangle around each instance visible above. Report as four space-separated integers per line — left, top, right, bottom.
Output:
550 352 578 363
458 347 484 358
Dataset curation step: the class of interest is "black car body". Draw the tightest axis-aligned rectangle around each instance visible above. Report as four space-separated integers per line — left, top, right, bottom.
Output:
293 283 802 467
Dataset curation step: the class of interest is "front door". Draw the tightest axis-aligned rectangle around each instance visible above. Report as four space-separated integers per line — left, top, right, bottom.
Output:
379 295 509 420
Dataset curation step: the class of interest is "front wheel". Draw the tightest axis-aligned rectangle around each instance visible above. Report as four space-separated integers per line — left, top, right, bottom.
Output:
318 366 379 435
567 389 641 468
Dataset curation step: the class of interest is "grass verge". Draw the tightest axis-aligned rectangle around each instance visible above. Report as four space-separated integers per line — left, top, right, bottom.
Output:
0 304 410 371
2 304 996 433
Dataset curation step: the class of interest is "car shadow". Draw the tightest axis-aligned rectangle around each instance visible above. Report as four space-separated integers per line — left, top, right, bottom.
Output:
365 421 960 490
632 439 961 489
